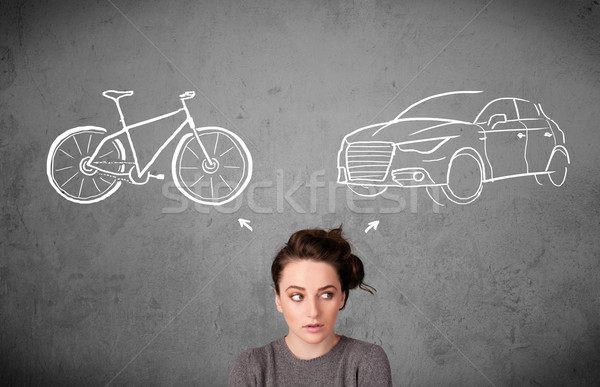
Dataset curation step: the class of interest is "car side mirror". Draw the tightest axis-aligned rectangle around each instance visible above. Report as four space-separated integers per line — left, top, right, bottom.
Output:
488 113 507 128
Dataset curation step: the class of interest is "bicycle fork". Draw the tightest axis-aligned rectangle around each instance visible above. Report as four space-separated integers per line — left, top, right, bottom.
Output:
179 92 216 171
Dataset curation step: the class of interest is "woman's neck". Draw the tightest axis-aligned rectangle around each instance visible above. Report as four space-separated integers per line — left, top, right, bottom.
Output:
284 333 341 360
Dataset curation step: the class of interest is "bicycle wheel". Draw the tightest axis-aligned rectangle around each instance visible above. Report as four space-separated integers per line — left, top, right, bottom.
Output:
172 126 252 205
47 126 126 204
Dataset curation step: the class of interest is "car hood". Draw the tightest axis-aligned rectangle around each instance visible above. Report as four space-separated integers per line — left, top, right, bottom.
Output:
344 118 471 143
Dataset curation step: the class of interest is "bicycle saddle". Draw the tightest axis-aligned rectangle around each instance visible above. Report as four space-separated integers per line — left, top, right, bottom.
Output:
102 90 134 100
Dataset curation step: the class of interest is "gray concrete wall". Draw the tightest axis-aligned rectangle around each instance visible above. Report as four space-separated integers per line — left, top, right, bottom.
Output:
1 0 599 385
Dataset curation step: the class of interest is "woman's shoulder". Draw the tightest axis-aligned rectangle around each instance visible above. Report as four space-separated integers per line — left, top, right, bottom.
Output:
341 336 386 353
339 336 391 365
231 338 283 368
340 337 392 385
229 339 284 386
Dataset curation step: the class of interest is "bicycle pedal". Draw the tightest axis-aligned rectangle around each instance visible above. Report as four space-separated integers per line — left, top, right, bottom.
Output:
150 173 165 180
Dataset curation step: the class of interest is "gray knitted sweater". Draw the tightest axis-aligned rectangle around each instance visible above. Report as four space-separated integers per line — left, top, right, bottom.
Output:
228 336 392 386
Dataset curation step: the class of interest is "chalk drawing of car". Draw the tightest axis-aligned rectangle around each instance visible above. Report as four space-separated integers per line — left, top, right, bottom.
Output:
337 91 570 204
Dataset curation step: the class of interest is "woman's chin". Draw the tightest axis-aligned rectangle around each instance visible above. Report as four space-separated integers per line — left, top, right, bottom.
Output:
298 331 332 345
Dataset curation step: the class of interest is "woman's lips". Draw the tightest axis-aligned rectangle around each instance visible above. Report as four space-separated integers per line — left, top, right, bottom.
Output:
304 323 324 333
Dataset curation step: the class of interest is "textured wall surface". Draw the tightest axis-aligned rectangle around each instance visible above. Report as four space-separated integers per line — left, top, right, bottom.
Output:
1 0 599 385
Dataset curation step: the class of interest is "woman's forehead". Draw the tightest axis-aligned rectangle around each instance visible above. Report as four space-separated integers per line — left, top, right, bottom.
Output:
279 260 341 288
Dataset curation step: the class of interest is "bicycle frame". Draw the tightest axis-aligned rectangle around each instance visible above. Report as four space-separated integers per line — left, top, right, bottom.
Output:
87 92 212 182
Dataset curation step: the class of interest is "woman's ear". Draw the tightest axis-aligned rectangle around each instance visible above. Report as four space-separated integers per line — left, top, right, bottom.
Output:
274 289 283 313
339 291 346 310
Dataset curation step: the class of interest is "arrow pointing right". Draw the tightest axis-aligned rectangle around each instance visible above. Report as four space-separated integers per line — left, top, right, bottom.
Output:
364 220 380 233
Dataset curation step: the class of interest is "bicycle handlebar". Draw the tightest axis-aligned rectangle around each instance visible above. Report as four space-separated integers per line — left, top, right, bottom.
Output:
179 91 196 99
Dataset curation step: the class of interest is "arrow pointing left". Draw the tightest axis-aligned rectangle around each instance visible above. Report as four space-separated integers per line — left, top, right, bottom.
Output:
238 218 253 232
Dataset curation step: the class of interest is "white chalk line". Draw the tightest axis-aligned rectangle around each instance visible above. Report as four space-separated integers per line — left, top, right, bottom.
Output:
368 0 495 125
105 0 258 152
355 246 497 387
104 236 257 386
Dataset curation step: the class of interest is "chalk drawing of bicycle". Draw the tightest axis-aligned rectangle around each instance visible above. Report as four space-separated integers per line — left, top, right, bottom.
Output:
47 90 252 205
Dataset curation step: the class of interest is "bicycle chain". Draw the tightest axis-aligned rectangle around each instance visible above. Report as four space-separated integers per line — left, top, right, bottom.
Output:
91 161 136 183
91 161 136 165
97 172 131 183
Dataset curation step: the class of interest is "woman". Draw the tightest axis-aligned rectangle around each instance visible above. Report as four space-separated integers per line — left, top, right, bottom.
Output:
229 227 392 386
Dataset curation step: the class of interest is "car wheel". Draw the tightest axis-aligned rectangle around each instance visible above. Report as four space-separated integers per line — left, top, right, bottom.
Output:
348 184 388 197
442 148 484 204
544 146 570 187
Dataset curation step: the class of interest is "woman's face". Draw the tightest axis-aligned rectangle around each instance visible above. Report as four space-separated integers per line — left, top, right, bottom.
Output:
275 259 345 348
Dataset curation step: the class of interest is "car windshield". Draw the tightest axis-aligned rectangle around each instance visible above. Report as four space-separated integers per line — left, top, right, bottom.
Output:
395 91 487 123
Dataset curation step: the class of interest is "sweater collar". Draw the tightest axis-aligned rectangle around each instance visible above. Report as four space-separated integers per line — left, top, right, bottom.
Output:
277 335 348 365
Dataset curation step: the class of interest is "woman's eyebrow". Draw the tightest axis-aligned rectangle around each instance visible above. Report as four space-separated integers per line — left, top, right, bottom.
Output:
285 285 305 291
318 285 338 291
285 285 338 292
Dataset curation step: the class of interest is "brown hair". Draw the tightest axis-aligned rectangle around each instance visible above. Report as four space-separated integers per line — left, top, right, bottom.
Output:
271 226 375 310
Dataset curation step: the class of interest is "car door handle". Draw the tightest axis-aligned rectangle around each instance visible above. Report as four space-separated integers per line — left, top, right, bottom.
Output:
544 132 553 137
517 132 525 139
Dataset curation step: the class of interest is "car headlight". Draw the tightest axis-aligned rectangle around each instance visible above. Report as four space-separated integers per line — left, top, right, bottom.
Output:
337 138 349 166
396 136 457 154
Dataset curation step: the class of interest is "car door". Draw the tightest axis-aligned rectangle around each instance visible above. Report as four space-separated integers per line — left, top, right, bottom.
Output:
515 99 556 174
476 98 528 180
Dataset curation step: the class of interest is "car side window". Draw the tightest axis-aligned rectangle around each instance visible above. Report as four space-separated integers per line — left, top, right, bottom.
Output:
515 99 540 119
475 99 518 125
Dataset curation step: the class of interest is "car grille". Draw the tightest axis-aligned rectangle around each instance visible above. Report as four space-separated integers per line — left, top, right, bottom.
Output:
346 142 394 181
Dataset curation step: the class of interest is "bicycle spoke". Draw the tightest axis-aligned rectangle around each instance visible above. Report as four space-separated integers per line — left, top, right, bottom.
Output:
86 134 93 153
100 177 112 185
220 146 233 157
98 149 114 159
92 177 101 193
78 178 85 197
219 175 232 191
210 177 214 198
62 171 80 187
213 132 219 155
55 165 73 172
186 146 200 160
190 175 204 188
224 165 240 169
60 149 74 159
180 166 199 169
73 135 83 156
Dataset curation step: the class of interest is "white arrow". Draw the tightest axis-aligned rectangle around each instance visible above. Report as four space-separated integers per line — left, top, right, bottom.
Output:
364 220 380 234
238 218 253 232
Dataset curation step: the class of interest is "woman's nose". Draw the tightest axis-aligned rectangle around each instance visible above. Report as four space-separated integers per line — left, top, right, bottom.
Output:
306 298 319 318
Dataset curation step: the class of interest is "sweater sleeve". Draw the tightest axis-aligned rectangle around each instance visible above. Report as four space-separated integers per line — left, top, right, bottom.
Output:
228 349 258 387
358 344 393 387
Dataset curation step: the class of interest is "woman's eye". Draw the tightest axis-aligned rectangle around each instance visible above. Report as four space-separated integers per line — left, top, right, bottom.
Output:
291 294 303 301
321 292 333 299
